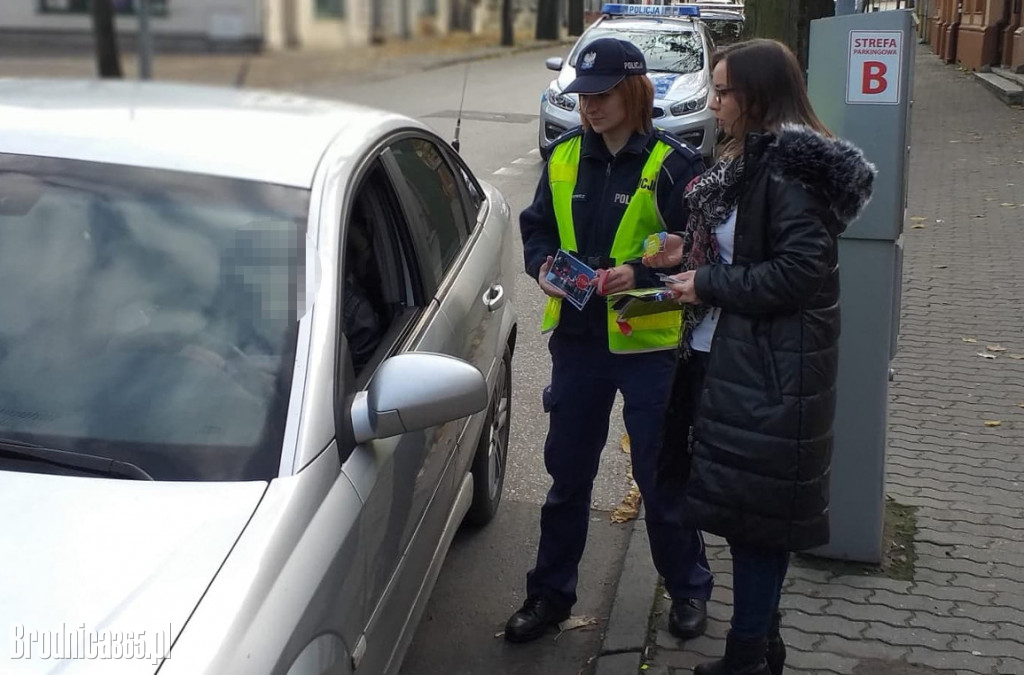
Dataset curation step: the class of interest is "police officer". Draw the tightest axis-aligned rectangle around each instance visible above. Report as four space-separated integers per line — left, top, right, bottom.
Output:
506 37 714 643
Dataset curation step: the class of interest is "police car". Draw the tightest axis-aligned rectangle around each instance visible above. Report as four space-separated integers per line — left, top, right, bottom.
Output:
540 3 718 160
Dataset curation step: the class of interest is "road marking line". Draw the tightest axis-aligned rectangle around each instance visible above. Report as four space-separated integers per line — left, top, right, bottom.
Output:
529 149 541 156
512 158 537 165
494 167 522 176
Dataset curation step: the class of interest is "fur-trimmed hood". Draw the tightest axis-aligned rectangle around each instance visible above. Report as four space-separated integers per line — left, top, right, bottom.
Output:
758 124 876 225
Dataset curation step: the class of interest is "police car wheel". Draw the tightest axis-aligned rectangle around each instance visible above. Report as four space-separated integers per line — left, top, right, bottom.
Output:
465 344 512 526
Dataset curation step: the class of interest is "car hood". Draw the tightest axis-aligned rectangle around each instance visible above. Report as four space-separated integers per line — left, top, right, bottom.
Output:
555 68 706 103
0 470 267 673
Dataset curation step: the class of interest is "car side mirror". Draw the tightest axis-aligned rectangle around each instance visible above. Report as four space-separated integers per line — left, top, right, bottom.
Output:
545 57 565 72
349 353 487 444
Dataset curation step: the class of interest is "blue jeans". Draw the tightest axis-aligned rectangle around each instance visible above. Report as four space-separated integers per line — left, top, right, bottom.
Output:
526 332 714 609
729 542 791 639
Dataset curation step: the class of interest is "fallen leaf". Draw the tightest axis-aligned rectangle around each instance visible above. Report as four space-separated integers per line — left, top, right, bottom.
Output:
621 433 631 454
610 484 642 524
1009 354 1024 360
911 224 926 229
557 615 599 637
909 216 928 222
984 420 1002 427
1001 203 1017 207
949 139 961 143
935 264 948 269
977 353 997 359
936 219 945 223
987 345 1008 352
1019 402 1024 408
494 631 505 639
962 337 978 343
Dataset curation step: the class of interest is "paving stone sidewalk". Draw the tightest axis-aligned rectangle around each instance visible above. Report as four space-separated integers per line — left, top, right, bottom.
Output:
636 47 1024 675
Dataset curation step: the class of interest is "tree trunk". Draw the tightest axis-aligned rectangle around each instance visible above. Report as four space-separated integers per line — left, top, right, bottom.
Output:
90 0 123 79
568 0 584 36
501 0 515 46
536 0 560 40
742 0 835 72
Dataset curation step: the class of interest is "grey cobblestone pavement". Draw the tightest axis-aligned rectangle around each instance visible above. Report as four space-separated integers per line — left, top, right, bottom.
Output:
642 46 1024 675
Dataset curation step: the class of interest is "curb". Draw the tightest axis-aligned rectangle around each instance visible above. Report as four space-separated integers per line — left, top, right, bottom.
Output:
423 38 575 71
595 508 659 675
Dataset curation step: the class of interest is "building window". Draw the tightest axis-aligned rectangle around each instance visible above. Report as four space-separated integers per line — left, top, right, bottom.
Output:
39 0 169 17
316 0 346 18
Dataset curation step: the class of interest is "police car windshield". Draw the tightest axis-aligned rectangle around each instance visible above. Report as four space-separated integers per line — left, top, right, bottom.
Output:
571 27 704 74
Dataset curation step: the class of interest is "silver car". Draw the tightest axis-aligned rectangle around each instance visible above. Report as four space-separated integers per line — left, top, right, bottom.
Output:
539 6 718 159
0 80 516 674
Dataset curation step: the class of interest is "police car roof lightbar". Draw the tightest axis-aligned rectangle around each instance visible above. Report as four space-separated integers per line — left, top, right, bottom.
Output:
601 3 701 17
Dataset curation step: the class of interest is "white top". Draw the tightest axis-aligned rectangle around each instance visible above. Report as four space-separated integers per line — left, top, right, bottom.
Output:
689 207 737 353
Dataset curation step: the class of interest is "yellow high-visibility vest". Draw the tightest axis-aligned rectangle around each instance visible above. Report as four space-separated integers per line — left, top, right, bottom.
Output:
540 135 681 353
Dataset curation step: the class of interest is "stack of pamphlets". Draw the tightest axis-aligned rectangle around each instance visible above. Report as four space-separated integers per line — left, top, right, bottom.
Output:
545 249 597 310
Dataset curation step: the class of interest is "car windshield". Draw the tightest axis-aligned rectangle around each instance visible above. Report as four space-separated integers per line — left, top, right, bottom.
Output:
571 26 704 74
0 154 309 481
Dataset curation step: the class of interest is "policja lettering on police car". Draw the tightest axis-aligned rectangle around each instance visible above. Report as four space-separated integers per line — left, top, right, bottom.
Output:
507 36 715 644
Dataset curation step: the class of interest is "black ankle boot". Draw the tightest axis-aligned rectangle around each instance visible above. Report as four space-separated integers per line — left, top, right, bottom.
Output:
693 633 771 675
766 612 785 675
504 596 570 643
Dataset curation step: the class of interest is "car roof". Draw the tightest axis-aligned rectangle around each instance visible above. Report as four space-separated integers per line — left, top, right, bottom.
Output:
700 9 743 19
0 79 416 188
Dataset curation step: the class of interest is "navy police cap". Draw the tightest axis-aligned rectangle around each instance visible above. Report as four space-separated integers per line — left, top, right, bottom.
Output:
563 37 648 96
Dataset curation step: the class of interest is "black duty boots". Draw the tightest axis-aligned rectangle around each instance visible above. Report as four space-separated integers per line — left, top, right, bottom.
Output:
668 598 708 639
503 596 570 643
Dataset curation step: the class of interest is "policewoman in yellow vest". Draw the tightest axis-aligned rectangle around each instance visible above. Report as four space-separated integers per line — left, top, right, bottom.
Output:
506 37 713 644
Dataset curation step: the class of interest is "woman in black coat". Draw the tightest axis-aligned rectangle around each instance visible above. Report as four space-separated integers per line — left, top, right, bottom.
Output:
644 40 875 675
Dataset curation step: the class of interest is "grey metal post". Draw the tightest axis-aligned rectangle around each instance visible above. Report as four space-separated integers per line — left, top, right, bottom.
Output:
138 0 153 80
806 9 914 563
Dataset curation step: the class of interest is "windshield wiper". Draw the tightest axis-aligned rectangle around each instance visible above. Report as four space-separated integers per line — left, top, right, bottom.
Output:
0 439 154 480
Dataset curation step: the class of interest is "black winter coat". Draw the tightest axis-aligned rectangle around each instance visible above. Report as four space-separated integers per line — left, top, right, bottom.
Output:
666 125 875 551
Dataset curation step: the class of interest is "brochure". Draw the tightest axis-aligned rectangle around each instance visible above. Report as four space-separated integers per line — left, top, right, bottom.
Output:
607 287 682 321
545 249 597 311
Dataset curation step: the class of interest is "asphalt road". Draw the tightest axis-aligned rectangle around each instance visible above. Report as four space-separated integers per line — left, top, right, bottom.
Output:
324 48 639 675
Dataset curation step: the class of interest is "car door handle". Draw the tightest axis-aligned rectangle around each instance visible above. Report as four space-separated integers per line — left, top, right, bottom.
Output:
482 284 505 312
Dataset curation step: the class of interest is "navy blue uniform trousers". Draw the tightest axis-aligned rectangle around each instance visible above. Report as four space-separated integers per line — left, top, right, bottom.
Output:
526 331 713 609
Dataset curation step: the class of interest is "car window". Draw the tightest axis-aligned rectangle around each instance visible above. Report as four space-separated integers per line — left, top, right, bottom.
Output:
702 16 743 46
571 26 705 74
341 161 424 383
387 138 471 286
455 161 484 222
0 153 309 481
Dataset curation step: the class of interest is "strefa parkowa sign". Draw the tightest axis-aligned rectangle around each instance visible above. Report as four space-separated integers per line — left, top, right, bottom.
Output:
846 30 904 105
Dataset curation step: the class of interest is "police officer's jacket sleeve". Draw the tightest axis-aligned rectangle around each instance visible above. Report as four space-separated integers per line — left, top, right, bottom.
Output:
655 131 705 234
520 161 560 281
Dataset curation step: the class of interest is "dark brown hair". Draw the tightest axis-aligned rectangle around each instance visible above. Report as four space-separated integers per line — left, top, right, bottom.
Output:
713 39 832 158
580 75 655 135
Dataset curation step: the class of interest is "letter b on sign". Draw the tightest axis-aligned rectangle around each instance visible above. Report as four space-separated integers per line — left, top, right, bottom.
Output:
862 61 887 95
